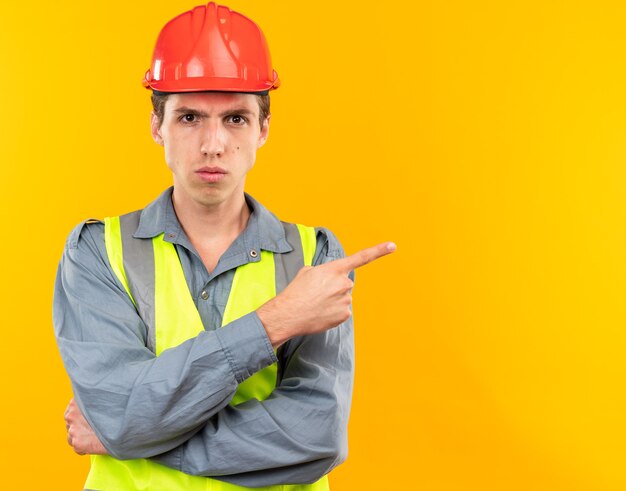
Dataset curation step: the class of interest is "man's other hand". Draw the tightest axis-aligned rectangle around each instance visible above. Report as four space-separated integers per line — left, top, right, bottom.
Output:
258 241 396 348
65 398 108 455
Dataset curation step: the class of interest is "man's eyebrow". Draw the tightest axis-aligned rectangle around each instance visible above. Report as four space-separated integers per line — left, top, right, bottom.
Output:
219 107 255 117
172 107 209 117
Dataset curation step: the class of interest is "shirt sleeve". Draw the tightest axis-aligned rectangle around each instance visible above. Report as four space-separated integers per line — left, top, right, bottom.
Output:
53 220 277 459
150 227 355 486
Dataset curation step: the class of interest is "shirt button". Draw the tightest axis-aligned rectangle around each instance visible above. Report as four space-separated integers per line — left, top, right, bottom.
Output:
200 290 209 300
250 250 258 258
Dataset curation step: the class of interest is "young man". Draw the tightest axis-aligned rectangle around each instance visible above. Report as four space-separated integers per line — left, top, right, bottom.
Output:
54 3 394 490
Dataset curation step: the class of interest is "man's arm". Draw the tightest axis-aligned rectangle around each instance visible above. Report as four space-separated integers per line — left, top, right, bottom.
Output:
66 311 353 485
54 220 277 459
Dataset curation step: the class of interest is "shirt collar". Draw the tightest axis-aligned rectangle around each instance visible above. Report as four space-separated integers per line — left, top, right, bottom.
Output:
133 187 292 254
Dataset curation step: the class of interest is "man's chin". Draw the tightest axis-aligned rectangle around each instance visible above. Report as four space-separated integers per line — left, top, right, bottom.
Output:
193 187 239 209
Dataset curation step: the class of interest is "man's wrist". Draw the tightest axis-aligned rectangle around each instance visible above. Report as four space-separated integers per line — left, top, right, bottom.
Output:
257 299 291 349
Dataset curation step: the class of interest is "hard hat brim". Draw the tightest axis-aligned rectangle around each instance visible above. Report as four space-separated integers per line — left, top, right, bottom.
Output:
143 75 280 94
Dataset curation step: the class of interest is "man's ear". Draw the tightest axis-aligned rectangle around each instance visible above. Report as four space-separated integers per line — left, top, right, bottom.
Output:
257 114 271 148
151 112 164 146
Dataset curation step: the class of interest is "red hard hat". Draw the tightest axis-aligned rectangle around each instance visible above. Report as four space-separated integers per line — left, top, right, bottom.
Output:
143 2 280 93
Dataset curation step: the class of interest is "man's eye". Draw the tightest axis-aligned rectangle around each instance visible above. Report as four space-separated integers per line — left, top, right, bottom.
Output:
227 115 246 125
181 114 197 123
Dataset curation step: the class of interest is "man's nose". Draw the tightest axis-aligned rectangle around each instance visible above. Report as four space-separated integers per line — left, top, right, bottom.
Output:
200 122 226 157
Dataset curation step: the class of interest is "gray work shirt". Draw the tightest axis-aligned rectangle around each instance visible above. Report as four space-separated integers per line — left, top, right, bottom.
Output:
53 188 354 487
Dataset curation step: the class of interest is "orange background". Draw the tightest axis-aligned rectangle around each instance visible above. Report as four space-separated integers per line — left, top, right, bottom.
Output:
2 1 626 489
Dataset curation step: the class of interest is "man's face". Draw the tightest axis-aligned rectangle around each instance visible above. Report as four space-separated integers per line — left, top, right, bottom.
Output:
151 92 269 210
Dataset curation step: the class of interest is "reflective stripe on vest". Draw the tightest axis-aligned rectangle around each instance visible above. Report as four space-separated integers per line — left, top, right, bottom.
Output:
85 212 327 491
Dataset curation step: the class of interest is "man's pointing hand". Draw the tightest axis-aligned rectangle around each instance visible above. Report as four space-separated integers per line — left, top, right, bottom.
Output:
258 242 396 348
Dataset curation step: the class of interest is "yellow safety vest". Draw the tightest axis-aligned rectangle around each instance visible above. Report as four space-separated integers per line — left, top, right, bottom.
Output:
85 212 328 491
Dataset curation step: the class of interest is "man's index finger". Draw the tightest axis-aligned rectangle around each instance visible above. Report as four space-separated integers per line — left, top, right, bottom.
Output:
329 242 396 273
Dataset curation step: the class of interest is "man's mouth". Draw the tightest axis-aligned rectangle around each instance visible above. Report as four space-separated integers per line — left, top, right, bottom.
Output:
196 166 227 183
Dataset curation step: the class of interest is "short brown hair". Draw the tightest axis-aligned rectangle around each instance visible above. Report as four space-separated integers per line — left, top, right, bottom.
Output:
151 92 270 129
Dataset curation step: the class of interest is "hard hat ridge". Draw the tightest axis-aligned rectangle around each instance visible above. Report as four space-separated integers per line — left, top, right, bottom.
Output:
143 2 280 94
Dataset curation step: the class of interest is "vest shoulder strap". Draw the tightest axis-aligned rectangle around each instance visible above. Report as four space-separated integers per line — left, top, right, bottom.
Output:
274 221 315 292
104 210 156 351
